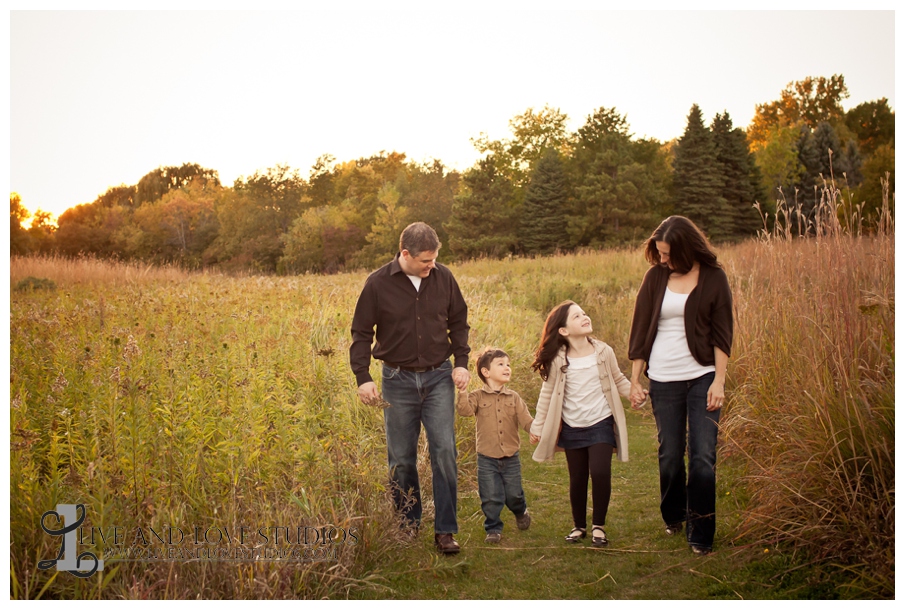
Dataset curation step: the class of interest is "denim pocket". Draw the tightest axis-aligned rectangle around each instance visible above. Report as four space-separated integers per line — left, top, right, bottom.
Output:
382 364 400 381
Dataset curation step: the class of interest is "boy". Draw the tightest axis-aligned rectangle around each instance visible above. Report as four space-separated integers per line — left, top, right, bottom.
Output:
456 347 538 543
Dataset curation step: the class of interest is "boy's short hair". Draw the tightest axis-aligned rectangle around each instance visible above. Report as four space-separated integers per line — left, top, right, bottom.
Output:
474 346 510 384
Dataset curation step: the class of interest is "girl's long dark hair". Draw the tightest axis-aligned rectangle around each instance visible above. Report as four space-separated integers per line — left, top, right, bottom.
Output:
643 215 720 274
531 300 577 381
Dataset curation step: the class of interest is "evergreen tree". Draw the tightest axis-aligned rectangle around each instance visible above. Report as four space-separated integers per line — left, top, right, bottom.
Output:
813 121 843 181
711 112 761 237
672 105 732 240
445 156 517 259
519 148 570 255
794 125 823 220
567 107 667 246
838 139 864 188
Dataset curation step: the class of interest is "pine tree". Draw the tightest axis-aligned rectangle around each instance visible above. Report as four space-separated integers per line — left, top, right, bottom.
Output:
566 107 668 246
711 112 761 237
838 139 864 188
520 148 570 255
672 105 732 240
794 125 823 221
444 156 517 259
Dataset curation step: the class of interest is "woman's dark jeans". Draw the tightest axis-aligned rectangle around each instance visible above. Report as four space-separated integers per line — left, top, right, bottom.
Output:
649 372 719 549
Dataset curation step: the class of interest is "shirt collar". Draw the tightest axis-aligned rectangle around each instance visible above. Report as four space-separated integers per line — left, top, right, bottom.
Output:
389 252 404 275
480 384 514 395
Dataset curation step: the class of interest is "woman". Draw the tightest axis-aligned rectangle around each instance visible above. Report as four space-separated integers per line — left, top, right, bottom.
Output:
530 301 632 547
628 216 733 556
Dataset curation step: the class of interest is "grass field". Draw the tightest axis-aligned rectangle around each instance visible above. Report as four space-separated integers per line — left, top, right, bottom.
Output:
9 219 894 598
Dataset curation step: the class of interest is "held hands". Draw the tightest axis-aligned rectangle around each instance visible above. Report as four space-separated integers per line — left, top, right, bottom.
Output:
629 380 649 410
452 367 471 392
529 433 540 445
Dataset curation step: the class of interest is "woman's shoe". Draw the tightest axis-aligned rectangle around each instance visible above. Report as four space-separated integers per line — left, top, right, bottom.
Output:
665 522 684 536
591 525 608 547
565 527 586 543
690 545 712 556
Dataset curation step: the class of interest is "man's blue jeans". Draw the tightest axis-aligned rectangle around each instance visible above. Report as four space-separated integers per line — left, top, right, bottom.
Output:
381 360 458 535
649 372 720 549
477 452 527 534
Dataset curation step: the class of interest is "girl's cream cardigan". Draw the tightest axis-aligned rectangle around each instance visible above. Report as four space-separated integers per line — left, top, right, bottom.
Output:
530 339 632 463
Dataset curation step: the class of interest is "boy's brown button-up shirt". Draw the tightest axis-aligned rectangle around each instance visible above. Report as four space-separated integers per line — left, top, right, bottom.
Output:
456 385 534 459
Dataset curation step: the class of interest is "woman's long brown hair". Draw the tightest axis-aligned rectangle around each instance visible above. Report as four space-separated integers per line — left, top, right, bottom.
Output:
643 215 720 274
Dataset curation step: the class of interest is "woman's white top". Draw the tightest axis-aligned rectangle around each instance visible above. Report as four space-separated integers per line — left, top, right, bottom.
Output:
562 353 612 427
648 287 716 382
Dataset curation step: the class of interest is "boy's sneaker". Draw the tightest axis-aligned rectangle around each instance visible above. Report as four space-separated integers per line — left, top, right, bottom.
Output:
515 510 531 530
484 532 502 544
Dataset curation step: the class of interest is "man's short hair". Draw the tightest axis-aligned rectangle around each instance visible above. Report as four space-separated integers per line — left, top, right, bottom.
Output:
399 222 441 257
474 346 509 384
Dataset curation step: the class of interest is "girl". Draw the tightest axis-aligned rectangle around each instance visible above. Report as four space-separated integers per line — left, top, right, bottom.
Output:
530 300 632 546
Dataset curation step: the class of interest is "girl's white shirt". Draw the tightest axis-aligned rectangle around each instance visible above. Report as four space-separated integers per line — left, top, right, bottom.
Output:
561 352 612 427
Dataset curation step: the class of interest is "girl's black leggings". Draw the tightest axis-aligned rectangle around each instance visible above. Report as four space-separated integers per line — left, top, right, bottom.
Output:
564 442 614 528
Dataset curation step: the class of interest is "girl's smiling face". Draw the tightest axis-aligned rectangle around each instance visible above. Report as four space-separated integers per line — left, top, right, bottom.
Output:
559 304 592 338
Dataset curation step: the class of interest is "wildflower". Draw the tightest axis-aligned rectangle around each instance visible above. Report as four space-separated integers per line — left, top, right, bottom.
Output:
123 335 141 361
52 371 69 393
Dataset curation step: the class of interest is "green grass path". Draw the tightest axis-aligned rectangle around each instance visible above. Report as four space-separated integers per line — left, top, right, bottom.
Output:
352 407 774 600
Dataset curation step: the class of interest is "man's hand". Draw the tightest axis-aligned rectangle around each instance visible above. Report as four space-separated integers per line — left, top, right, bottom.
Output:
452 367 470 392
529 433 540 444
358 381 380 405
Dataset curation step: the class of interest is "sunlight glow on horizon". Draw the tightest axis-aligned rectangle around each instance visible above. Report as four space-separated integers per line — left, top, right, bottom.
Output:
10 10 895 220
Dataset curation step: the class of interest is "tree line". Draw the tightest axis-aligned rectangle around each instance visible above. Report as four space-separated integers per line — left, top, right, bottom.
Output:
10 74 894 273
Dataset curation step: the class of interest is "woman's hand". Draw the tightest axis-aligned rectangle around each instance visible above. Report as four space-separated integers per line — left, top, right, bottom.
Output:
706 378 725 411
629 360 648 410
529 434 540 444
630 380 648 410
707 347 729 411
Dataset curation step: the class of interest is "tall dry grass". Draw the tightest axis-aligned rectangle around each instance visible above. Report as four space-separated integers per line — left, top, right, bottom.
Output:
9 180 894 597
10 253 198 287
723 178 894 598
9 270 408 599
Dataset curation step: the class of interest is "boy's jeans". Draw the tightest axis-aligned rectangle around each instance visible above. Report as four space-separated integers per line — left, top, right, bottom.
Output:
477 452 527 533
649 372 720 549
381 360 458 535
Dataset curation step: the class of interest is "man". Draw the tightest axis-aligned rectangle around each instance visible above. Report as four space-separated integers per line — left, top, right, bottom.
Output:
350 222 471 554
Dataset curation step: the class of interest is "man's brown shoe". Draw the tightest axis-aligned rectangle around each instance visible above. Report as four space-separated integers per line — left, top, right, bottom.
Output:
434 533 460 554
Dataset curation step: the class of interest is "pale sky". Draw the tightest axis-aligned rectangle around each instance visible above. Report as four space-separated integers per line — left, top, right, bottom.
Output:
9 8 897 220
